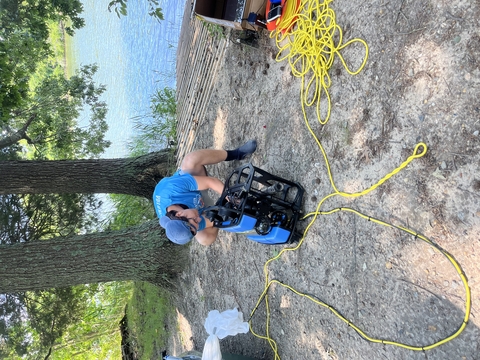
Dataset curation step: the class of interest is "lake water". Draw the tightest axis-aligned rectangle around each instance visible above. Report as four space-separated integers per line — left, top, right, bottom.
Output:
72 0 186 158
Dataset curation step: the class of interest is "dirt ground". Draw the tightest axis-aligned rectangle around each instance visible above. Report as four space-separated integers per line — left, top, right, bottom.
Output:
167 0 480 359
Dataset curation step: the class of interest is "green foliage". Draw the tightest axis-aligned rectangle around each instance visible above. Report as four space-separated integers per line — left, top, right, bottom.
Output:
1 63 110 159
106 194 156 231
131 87 177 153
105 86 179 232
1 187 101 246
0 5 115 359
26 286 99 350
0 5 175 358
0 192 106 359
23 193 102 240
0 0 85 122
101 86 179 357
202 21 226 39
0 195 27 244
108 0 164 21
49 282 133 360
108 0 128 17
0 283 133 359
0 31 50 124
22 63 111 159
126 282 173 360
0 293 27 358
0 0 84 37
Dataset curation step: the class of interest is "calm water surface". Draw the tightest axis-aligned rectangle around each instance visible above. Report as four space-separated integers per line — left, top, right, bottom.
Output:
73 0 185 157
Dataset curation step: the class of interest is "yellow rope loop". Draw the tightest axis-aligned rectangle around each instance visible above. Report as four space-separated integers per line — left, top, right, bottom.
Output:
333 142 428 198
301 99 428 202
250 208 472 356
271 0 368 125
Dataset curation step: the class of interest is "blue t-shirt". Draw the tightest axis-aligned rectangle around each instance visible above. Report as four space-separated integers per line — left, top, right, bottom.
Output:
152 170 205 218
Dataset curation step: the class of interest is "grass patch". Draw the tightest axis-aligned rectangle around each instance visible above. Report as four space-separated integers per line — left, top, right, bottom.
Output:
48 19 77 78
126 282 174 360
64 28 77 78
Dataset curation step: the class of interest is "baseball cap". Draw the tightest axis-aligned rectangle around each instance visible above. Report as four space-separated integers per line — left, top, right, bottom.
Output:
160 216 194 245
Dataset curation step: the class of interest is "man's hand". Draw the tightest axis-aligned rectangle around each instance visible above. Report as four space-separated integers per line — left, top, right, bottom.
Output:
175 208 201 224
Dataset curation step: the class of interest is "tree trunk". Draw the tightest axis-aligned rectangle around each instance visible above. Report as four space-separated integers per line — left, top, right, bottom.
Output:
0 220 187 292
0 150 174 198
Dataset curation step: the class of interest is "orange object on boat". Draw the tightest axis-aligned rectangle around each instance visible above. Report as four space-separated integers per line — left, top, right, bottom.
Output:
265 0 301 33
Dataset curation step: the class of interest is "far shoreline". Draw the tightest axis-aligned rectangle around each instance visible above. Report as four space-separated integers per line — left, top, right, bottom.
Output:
59 20 77 78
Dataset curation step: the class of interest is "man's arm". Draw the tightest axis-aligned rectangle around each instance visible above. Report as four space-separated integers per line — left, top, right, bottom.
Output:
193 175 225 195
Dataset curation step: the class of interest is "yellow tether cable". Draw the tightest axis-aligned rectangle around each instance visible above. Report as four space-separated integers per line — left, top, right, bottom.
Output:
247 0 471 358
272 0 368 125
249 208 471 357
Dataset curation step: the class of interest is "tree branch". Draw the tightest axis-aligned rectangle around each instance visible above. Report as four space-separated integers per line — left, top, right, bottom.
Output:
0 113 37 149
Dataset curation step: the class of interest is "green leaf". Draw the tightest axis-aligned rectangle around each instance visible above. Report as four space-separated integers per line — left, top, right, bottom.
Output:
120 4 127 16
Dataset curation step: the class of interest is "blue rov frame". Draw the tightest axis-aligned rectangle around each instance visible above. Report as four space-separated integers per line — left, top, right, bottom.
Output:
203 164 305 245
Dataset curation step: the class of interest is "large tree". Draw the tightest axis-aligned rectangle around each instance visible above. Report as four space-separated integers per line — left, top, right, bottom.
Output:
0 220 185 293
0 150 172 197
0 151 183 293
0 2 174 356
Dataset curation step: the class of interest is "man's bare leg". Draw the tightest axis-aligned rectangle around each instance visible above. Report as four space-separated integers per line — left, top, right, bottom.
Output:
181 140 257 176
180 149 228 176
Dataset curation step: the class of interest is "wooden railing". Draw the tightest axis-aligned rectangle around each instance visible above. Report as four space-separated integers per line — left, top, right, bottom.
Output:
175 5 228 166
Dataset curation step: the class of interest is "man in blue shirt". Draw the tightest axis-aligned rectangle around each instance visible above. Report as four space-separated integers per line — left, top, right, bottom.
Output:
153 140 257 246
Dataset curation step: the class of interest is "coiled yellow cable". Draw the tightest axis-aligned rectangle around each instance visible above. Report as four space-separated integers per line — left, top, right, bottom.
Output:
273 0 368 125
248 0 471 358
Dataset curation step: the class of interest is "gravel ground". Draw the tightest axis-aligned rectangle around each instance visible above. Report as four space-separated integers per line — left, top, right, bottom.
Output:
167 1 480 359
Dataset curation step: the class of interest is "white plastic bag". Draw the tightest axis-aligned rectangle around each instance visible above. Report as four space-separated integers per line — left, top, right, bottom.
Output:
202 308 249 360
201 334 222 360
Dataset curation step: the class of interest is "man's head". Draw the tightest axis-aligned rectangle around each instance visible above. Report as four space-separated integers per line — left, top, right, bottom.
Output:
160 209 198 245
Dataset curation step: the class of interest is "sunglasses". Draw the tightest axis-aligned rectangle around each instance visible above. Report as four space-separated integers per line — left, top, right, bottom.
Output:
166 210 197 236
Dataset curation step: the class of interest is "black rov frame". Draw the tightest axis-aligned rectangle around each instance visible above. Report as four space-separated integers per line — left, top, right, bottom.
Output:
203 164 305 245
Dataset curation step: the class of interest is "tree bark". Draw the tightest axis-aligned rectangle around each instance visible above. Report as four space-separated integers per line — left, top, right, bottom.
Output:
0 220 187 292
0 150 174 198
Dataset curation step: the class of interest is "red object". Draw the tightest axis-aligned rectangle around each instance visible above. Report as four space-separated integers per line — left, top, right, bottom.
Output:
265 0 301 33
